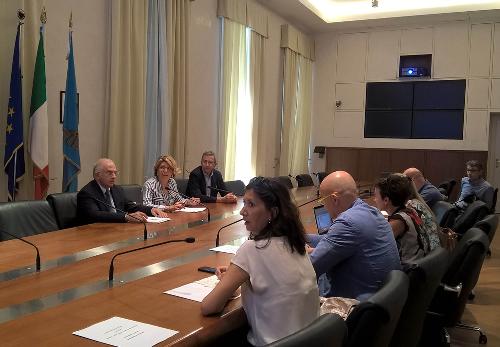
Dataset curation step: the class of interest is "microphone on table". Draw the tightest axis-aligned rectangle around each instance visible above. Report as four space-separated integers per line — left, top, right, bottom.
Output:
108 237 195 281
165 187 210 221
89 196 149 240
0 229 41 271
298 194 323 208
216 218 243 247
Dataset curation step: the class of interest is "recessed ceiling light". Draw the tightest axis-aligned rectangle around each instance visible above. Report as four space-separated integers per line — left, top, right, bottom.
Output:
299 0 500 23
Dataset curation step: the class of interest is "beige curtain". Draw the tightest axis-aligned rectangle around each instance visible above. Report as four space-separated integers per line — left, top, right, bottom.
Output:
290 55 313 174
106 0 148 184
166 0 189 173
219 19 246 180
279 48 299 176
250 30 265 176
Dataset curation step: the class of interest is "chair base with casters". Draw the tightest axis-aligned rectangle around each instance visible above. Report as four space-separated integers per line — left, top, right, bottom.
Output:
420 228 489 346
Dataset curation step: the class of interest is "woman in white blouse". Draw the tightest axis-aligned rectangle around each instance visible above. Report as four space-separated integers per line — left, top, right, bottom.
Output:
142 155 199 212
201 177 320 346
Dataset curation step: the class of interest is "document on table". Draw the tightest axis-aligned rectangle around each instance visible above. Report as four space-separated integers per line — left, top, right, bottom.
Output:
209 244 240 254
179 207 206 213
165 275 219 302
73 316 178 347
146 216 171 223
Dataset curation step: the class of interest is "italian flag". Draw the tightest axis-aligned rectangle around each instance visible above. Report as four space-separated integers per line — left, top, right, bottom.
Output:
29 27 49 199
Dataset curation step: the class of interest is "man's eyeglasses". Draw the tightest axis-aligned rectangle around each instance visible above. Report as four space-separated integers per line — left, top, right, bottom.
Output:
317 192 340 204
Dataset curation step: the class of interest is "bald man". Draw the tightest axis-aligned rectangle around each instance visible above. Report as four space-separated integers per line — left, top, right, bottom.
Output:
77 158 168 224
308 171 401 300
403 168 444 208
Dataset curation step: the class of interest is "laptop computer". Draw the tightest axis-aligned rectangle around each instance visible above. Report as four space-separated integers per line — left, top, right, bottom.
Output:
313 205 332 235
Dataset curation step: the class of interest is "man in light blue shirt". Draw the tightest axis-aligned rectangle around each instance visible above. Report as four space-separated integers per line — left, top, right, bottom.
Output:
455 160 494 210
308 171 401 301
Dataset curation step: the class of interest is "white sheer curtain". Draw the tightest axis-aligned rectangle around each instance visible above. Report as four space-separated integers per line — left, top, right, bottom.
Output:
279 49 313 176
279 48 299 176
106 0 148 184
219 19 246 181
250 30 265 177
144 0 169 179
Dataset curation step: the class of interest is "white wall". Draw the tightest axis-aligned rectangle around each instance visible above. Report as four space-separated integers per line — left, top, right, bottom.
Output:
0 0 108 201
311 16 500 172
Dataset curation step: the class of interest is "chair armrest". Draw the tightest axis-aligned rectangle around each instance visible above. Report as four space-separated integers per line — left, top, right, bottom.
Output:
440 282 462 297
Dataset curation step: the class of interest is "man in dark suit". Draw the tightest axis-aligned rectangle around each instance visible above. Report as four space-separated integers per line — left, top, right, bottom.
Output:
77 158 168 223
186 151 237 204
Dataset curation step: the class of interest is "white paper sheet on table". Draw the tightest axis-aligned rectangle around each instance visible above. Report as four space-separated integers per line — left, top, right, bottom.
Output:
164 275 219 302
209 244 240 254
73 316 178 347
146 216 171 223
179 207 206 213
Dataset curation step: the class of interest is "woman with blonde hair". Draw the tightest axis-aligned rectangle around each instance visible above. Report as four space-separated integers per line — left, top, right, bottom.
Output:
142 155 200 212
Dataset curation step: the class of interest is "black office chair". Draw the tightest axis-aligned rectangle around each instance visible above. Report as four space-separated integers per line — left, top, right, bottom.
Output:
490 187 498 213
474 214 499 257
47 192 79 229
295 174 314 187
225 180 246 196
422 228 490 345
390 248 449 347
174 178 189 195
474 214 499 244
317 172 327 183
438 180 457 201
432 201 459 228
345 270 409 347
452 200 490 235
120 184 142 204
0 200 59 241
266 313 346 347
273 176 293 189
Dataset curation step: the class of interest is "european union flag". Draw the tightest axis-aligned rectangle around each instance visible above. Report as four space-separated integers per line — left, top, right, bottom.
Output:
4 24 25 201
62 30 80 192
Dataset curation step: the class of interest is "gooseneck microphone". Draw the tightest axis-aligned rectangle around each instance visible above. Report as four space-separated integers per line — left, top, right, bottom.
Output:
89 196 148 240
298 194 322 208
109 237 195 281
0 229 41 271
165 187 211 221
216 218 243 247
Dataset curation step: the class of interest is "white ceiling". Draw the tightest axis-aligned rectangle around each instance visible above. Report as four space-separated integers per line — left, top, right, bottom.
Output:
256 0 500 34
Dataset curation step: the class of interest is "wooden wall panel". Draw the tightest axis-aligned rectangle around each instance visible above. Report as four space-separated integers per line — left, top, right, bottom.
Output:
325 147 487 201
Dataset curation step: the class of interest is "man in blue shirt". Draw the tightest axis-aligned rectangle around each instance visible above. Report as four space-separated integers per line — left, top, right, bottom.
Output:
455 160 494 210
404 167 444 208
307 171 401 301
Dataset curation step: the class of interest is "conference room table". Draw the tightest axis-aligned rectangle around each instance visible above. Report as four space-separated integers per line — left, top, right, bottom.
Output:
0 187 321 346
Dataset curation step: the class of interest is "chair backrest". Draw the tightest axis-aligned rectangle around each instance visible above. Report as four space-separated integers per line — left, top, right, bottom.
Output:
346 270 409 347
119 184 142 204
0 200 59 241
273 176 293 189
474 214 499 243
430 228 489 326
445 180 457 198
225 180 246 196
431 201 459 228
174 178 189 195
295 174 314 187
266 313 347 347
317 172 327 183
390 248 449 347
491 187 498 213
452 200 490 234
46 192 79 229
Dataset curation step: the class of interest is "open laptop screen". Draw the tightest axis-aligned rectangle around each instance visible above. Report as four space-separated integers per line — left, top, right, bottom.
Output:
314 205 332 234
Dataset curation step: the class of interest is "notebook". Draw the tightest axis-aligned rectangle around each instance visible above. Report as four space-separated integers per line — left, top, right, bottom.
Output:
314 205 332 234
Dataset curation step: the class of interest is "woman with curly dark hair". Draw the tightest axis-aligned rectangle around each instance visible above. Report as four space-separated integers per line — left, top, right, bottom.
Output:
201 177 319 346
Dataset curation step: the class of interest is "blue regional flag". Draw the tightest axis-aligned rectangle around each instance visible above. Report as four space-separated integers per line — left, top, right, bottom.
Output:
4 24 26 201
62 28 81 192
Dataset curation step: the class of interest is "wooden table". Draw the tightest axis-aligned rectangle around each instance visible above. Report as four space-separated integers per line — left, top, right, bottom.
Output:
0 187 321 346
